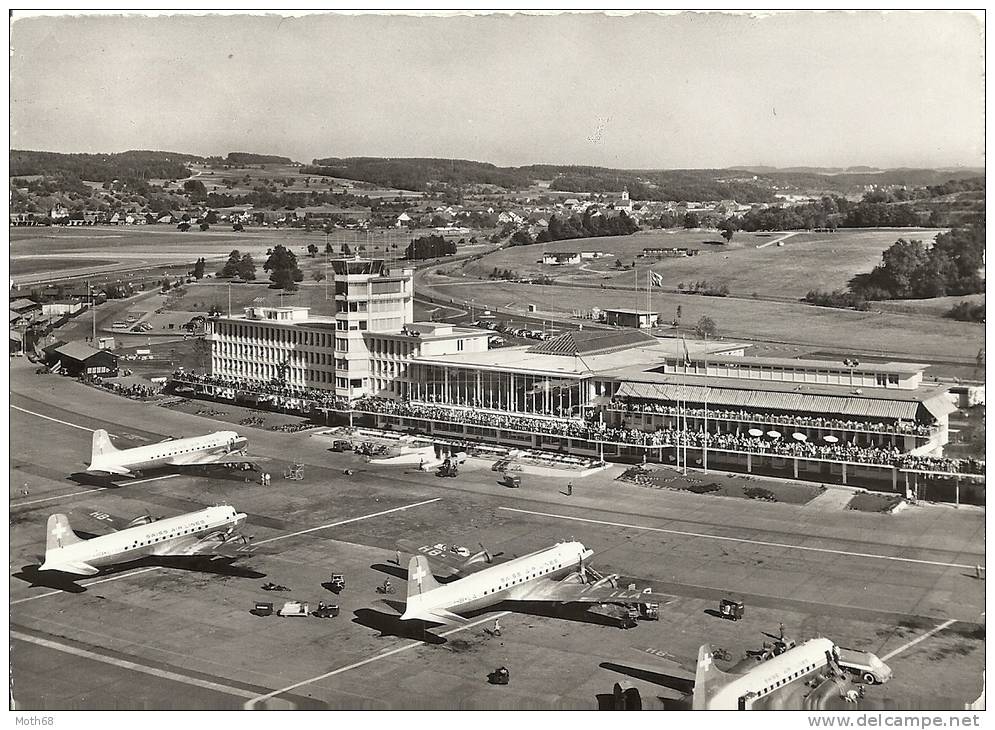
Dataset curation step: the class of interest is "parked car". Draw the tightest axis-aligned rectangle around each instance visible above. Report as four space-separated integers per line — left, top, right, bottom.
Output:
329 439 352 452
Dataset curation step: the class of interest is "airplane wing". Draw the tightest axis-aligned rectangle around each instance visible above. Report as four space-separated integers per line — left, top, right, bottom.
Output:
155 531 259 559
396 539 509 577
73 508 155 532
86 465 133 476
510 578 672 606
399 607 471 626
45 560 99 576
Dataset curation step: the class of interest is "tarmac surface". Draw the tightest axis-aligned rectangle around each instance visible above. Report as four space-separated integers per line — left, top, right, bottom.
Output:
8 359 986 710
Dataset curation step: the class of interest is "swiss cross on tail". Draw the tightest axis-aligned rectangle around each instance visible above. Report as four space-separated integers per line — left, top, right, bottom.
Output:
51 522 68 546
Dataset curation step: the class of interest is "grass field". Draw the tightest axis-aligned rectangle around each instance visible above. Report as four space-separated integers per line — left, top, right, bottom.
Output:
9 257 116 276
9 225 436 281
460 228 945 301
422 278 984 362
871 294 985 318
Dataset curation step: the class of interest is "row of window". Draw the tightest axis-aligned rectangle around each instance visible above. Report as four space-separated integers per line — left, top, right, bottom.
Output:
454 562 563 605
754 662 819 698
218 323 333 348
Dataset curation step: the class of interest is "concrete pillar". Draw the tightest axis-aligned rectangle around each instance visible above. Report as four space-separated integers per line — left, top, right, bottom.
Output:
892 468 898 493
793 458 799 479
842 462 848 485
747 452 752 473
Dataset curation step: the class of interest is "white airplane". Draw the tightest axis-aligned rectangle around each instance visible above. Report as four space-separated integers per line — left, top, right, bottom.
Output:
619 638 891 710
39 505 253 576
86 428 251 476
399 540 669 626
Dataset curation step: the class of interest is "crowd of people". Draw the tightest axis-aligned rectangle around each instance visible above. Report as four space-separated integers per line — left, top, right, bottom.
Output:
163 377 982 476
169 371 350 411
356 397 983 475
609 399 935 436
80 374 164 401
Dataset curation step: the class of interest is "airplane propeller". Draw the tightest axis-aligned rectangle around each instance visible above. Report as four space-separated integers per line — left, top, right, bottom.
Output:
478 542 505 564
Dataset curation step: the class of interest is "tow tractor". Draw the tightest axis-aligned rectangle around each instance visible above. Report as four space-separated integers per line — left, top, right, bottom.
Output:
312 602 340 618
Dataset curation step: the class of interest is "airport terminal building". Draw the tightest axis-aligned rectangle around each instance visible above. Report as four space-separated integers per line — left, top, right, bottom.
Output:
187 257 980 495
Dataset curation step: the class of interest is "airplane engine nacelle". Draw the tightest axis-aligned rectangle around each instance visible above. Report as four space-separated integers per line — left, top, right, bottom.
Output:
465 550 492 566
590 574 619 590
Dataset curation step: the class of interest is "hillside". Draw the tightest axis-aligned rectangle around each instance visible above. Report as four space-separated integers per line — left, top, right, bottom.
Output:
10 149 205 182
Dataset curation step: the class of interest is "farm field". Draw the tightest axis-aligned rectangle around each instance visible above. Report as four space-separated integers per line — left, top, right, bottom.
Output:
871 294 985 318
422 278 984 363
184 163 425 199
461 228 946 302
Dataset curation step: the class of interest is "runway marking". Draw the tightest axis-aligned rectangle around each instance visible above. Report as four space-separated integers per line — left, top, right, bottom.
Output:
881 619 958 662
11 568 161 606
244 611 512 709
131 474 180 485
11 499 441 605
498 507 979 570
13 487 109 507
11 631 258 700
11 475 180 509
11 405 99 433
254 498 442 546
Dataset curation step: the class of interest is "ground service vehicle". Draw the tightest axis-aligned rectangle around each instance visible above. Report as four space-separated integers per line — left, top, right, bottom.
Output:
329 574 345 591
835 648 893 684
253 601 274 616
719 598 744 621
502 474 521 488
312 602 340 618
330 440 352 452
277 601 309 617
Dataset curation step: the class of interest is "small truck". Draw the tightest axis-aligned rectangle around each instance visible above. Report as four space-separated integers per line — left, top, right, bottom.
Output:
835 648 893 685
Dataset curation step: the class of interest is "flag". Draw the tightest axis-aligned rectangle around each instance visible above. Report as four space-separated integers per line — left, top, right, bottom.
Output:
681 336 691 366
650 271 664 287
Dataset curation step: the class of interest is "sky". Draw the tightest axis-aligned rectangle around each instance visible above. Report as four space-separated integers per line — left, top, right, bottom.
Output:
9 11 986 170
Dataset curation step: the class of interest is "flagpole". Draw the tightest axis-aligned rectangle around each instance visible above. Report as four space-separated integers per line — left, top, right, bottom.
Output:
703 333 709 475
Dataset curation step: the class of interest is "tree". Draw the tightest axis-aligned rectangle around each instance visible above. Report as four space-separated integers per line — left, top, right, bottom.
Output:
264 244 301 290
325 241 334 254
307 243 319 257
721 227 735 243
676 305 682 322
683 212 700 229
199 222 210 231
232 222 244 231
193 257 206 279
237 253 256 281
693 315 717 339
204 209 218 224
218 249 242 278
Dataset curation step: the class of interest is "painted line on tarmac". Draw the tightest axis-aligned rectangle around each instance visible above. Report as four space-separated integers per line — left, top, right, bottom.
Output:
131 474 181 485
10 568 160 606
13 487 110 507
12 499 440 606
499 507 978 570
11 405 100 433
244 611 512 709
11 631 258 700
254 497 442 546
881 619 957 662
11 475 179 509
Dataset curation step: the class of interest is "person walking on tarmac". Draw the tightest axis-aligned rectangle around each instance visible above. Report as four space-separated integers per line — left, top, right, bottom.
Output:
493 618 502 637
566 481 573 496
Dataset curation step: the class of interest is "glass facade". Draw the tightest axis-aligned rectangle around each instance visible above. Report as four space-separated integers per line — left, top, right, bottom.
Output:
407 363 588 417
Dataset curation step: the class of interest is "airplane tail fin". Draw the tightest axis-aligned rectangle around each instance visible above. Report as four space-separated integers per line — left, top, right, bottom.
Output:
90 429 119 463
45 514 83 553
691 643 735 710
406 555 442 603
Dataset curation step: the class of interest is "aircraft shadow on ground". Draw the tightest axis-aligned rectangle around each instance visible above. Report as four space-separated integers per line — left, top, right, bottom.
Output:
68 464 260 487
13 556 265 594
481 600 627 628
369 562 460 584
351 607 447 645
599 661 695 695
